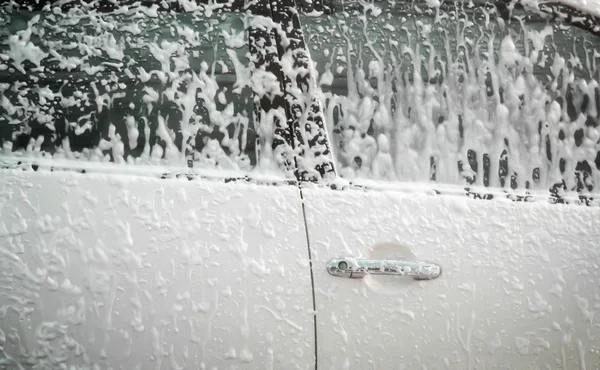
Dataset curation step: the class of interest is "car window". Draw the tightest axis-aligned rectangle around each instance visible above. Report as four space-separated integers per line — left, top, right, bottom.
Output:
0 0 276 174
299 0 600 193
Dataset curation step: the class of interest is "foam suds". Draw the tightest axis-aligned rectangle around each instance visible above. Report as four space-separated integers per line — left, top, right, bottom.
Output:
0 2 285 176
301 1 600 193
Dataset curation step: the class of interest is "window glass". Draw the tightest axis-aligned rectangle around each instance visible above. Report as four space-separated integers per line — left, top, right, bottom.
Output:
0 2 261 173
300 0 600 192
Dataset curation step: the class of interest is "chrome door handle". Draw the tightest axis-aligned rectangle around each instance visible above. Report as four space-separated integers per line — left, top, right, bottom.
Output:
326 257 442 280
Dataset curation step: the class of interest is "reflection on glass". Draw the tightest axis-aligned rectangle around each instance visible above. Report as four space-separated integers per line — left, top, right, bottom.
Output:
0 4 258 172
301 1 600 193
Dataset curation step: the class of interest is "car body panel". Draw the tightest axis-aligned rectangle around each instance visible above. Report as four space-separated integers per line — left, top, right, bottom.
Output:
303 186 600 369
0 170 315 369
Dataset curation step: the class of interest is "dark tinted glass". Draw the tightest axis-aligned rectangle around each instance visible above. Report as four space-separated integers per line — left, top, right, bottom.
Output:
300 0 600 193
1 1 260 172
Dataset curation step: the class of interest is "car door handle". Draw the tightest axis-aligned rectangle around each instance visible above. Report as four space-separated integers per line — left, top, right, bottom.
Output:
326 257 442 280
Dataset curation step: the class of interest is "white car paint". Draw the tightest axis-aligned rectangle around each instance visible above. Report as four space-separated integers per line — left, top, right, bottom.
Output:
2 166 599 369
0 170 315 369
305 187 600 369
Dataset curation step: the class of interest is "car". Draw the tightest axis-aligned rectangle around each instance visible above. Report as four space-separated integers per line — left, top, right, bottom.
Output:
1 0 599 369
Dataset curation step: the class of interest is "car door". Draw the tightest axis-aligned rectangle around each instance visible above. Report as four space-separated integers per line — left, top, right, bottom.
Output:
0 1 317 369
304 186 600 369
292 0 600 368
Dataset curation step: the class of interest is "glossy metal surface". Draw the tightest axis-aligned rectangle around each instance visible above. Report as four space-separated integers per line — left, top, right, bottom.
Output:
0 171 316 369
326 257 442 280
306 188 600 370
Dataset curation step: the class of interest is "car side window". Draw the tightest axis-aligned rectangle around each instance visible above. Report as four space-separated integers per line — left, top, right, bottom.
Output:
0 1 267 173
299 0 600 193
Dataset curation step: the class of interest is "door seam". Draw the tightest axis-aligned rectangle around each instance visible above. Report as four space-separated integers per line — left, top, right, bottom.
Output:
299 187 318 370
